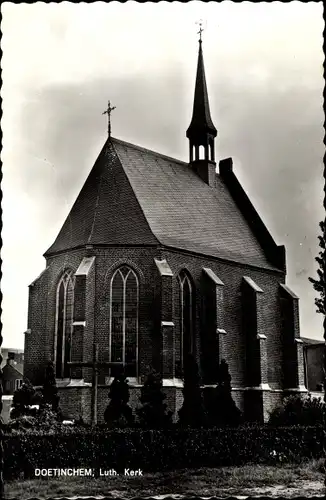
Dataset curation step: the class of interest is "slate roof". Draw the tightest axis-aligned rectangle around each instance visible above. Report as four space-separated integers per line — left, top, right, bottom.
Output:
3 363 23 381
45 137 280 271
45 140 158 256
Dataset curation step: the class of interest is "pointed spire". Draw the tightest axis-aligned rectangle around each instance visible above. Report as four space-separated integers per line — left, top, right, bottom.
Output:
186 28 217 186
186 37 217 140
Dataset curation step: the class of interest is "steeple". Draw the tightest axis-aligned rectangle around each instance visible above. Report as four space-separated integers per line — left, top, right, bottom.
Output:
186 31 217 186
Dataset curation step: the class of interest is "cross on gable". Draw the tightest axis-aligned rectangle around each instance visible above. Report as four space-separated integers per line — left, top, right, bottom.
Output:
102 100 116 137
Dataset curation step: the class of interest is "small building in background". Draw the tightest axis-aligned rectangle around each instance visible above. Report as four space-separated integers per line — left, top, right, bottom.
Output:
302 337 324 393
1 348 24 371
2 350 24 395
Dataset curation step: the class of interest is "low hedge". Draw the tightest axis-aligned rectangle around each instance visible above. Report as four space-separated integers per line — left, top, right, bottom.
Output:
3 425 324 479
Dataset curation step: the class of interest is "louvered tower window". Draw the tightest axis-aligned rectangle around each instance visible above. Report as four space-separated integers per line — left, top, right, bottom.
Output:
55 270 75 378
109 266 139 378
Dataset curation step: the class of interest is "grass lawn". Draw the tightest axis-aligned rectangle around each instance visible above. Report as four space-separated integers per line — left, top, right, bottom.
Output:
4 459 325 499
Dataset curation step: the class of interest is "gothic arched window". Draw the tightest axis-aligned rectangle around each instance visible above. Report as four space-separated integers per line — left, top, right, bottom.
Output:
176 270 195 376
55 270 75 378
109 266 139 379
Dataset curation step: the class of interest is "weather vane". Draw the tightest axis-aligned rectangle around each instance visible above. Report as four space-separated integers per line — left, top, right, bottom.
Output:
102 100 116 137
196 19 205 43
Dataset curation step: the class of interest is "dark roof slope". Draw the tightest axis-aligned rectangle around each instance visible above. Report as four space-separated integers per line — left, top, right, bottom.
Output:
45 137 280 271
3 364 23 380
113 138 277 269
45 141 158 256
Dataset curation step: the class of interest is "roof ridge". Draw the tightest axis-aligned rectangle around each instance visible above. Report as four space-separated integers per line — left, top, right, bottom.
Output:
110 136 188 167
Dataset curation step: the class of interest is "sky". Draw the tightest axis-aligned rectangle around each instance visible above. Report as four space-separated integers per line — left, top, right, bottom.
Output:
1 1 324 349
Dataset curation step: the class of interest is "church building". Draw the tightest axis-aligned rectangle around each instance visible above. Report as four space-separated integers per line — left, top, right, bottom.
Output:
24 36 306 423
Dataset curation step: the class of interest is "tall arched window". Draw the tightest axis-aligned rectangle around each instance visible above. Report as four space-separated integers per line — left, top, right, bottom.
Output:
176 270 195 376
109 266 139 378
55 270 75 378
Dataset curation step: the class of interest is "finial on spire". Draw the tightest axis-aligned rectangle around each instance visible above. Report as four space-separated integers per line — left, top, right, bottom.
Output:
196 19 204 43
102 100 116 137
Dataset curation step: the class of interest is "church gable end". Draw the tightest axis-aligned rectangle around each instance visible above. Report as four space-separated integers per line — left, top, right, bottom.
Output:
44 141 158 257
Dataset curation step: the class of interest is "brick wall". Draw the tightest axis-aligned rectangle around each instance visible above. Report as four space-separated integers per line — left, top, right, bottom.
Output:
82 258 96 382
304 344 324 391
201 269 224 383
162 248 286 390
242 278 261 387
26 247 161 386
58 384 184 424
58 387 88 421
25 268 51 384
262 390 283 422
26 249 87 385
26 240 304 421
280 285 305 389
58 384 286 425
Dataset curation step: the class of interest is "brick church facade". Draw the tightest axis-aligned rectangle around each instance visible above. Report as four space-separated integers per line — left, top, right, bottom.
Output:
24 38 306 423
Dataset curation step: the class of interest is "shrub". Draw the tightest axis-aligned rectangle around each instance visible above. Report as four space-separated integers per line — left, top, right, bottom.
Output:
37 404 63 428
42 361 60 413
104 370 134 428
7 405 63 434
268 394 325 426
137 368 172 428
74 415 89 428
10 381 43 419
178 354 207 428
211 359 242 427
3 425 324 479
6 415 38 431
10 370 62 430
39 361 64 427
